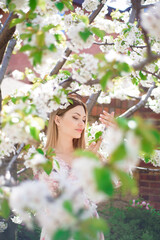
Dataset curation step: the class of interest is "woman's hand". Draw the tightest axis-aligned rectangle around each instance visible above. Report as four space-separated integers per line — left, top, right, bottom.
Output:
99 110 116 128
88 138 102 154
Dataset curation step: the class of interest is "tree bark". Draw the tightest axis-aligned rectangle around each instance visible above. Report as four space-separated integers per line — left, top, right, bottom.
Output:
0 12 17 64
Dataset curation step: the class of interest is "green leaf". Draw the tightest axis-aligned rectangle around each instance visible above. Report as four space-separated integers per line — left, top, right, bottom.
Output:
117 62 131 73
131 77 139 85
20 33 32 40
32 50 42 66
110 143 127 163
42 24 55 32
141 138 153 154
20 44 36 52
63 200 73 214
0 199 10 219
94 167 114 196
30 126 40 141
53 229 71 240
36 148 44 155
95 131 103 140
10 18 24 28
38 0 46 11
60 70 71 76
11 97 18 104
116 117 129 130
139 71 147 80
74 150 99 160
8 3 16 11
6 0 11 4
116 170 138 195
95 53 106 61
62 0 74 10
24 144 31 151
54 34 63 44
29 0 37 11
79 218 108 238
79 28 92 42
100 70 112 91
36 31 45 47
78 15 89 25
55 2 64 12
53 95 61 104
91 27 106 40
48 44 56 52
42 160 52 175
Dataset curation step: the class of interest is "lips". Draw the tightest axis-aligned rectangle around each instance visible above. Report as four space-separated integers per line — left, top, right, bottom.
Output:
75 129 83 133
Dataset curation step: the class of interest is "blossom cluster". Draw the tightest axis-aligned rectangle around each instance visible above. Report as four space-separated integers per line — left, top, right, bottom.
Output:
131 199 151 210
141 3 160 40
71 53 98 83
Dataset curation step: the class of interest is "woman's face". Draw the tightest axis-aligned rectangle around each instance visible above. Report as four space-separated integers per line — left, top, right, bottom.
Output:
55 105 86 139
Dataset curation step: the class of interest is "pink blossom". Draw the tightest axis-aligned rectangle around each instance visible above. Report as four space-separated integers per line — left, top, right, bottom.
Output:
132 199 135 207
141 201 146 206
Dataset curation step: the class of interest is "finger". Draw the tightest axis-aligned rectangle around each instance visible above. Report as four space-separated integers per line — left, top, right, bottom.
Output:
99 117 116 128
100 111 115 122
92 143 101 153
99 116 114 124
88 142 96 151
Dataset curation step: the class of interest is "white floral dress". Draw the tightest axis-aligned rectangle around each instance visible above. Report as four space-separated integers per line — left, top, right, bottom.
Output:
34 157 104 240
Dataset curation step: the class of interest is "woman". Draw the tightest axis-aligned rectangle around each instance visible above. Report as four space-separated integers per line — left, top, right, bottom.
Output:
37 96 115 240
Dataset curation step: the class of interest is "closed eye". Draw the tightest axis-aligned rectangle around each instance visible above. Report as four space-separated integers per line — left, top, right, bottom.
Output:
73 116 86 123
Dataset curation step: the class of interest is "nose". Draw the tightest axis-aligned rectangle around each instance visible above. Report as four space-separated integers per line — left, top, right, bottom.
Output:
78 120 85 128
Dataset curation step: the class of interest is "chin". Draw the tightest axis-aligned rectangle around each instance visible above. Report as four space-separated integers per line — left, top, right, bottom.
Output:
73 134 82 139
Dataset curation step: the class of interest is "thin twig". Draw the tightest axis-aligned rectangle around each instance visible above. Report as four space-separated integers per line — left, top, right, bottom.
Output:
17 167 29 175
136 166 160 172
119 82 156 118
141 69 160 79
94 41 147 49
6 143 25 173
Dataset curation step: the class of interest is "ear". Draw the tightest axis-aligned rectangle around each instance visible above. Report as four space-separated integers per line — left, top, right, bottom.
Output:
54 115 61 126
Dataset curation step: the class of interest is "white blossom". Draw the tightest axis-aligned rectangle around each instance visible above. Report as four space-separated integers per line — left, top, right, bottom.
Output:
24 153 47 169
82 0 100 12
12 70 24 81
99 126 123 158
72 157 107 202
141 3 160 39
9 180 51 228
149 150 160 167
67 22 94 52
11 0 29 12
72 53 98 83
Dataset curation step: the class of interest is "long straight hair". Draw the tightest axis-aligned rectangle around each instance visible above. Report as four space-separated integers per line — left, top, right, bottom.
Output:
45 97 88 151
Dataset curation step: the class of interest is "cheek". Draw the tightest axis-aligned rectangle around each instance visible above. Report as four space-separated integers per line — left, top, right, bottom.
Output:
63 118 76 129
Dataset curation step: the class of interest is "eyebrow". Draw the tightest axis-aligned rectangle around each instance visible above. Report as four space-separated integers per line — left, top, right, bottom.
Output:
73 112 86 118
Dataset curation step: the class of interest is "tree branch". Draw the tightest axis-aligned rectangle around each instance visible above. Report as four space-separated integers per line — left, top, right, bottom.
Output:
0 12 17 63
119 82 156 118
133 54 160 71
5 143 25 184
0 38 16 85
129 0 141 23
140 4 155 9
49 3 105 76
86 90 101 115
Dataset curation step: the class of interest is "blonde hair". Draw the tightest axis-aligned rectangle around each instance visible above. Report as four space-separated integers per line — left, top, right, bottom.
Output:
45 97 87 151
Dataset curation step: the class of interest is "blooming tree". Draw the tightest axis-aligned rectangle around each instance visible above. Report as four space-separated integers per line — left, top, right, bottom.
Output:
0 0 160 239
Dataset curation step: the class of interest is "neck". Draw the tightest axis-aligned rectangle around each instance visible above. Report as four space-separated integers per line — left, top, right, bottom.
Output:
55 133 74 155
